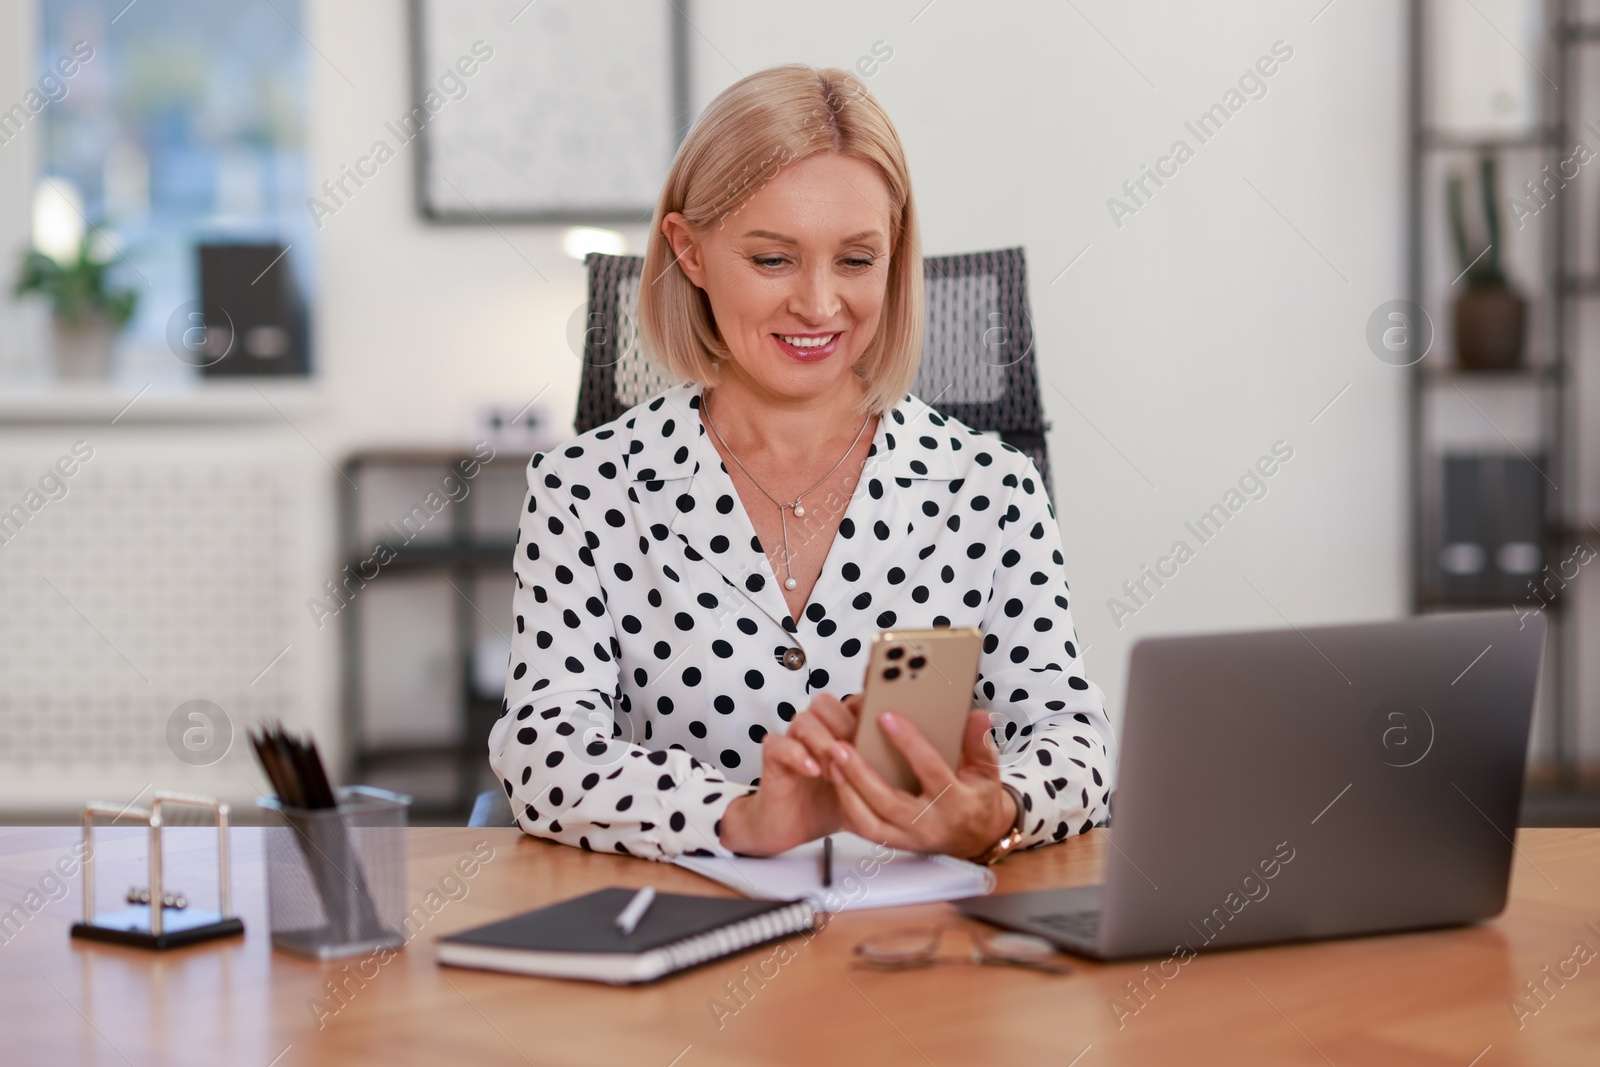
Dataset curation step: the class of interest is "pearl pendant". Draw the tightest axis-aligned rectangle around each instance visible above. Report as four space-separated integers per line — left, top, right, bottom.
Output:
792 502 806 518
785 577 798 590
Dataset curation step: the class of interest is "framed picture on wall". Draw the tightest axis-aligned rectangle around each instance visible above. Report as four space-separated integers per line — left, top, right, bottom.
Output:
409 0 689 222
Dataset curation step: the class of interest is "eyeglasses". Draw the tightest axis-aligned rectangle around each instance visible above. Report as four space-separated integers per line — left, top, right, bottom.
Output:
853 923 1073 975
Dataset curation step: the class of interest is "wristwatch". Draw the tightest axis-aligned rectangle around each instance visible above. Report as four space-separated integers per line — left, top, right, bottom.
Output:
971 784 1026 866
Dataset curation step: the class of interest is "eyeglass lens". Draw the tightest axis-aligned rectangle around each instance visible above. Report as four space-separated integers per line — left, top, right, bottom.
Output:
856 927 1069 973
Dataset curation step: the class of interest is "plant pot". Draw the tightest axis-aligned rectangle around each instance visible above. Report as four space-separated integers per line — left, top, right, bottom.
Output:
1454 285 1525 371
51 313 118 380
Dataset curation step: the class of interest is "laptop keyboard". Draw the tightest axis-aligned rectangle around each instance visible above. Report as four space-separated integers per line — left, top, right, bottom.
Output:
1024 909 1101 942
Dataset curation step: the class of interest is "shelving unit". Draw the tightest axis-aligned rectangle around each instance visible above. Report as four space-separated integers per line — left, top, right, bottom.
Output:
1407 0 1595 811
338 448 529 824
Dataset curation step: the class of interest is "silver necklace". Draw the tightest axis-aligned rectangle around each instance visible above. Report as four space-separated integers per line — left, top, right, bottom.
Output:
702 394 872 591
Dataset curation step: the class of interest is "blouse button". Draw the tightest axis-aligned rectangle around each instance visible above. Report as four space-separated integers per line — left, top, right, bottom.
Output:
781 647 806 671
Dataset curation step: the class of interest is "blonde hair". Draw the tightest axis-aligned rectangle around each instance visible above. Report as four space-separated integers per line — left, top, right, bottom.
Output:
639 65 924 416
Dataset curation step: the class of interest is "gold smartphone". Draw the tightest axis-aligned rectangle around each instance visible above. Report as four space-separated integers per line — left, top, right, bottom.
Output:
853 627 983 795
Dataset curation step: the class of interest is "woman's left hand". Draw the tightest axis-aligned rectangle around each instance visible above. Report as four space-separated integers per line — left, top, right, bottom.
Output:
826 709 1018 860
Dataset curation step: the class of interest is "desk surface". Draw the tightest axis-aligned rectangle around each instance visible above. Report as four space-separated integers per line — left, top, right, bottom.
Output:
1 825 1597 1066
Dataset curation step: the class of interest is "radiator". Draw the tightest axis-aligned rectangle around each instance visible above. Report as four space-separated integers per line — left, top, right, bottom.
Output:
0 427 337 814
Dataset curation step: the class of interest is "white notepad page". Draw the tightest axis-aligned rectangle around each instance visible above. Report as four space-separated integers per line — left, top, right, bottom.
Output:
673 832 995 912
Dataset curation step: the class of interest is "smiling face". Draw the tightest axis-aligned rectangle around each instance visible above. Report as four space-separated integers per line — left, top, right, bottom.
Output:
662 151 895 407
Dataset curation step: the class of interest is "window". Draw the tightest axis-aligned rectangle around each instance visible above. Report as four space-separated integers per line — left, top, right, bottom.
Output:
32 0 311 382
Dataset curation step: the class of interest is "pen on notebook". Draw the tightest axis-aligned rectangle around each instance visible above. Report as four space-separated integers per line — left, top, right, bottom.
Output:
615 886 656 935
822 835 833 888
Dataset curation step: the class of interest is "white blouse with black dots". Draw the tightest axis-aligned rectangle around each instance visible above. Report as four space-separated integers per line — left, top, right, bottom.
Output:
488 381 1115 860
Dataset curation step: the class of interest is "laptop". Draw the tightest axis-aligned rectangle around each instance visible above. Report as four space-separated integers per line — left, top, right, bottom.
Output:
958 610 1547 960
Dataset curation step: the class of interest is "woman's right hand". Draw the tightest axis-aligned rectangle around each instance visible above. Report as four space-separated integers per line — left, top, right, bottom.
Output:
718 693 860 856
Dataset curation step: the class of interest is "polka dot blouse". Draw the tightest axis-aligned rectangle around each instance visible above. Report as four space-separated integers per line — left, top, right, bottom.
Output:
488 382 1115 860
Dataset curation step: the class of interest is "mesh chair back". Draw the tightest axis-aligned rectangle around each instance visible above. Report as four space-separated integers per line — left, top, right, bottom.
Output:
575 248 1053 497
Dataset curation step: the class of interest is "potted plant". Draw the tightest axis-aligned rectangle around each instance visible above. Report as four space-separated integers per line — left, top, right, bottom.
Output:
11 228 139 380
1447 155 1525 371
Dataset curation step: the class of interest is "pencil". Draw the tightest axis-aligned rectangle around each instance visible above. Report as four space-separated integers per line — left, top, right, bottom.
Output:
269 727 308 808
301 735 337 809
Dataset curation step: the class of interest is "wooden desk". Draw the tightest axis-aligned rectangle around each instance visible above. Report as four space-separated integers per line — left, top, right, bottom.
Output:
1 826 1597 1066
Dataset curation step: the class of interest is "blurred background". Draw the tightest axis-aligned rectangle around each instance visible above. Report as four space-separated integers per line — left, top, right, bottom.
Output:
0 0 1594 825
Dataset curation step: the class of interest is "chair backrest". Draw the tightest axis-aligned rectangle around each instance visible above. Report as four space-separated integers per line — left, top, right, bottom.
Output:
469 789 515 828
575 248 1053 498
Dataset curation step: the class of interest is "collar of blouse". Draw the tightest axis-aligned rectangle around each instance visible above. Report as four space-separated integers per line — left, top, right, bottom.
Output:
618 382 978 636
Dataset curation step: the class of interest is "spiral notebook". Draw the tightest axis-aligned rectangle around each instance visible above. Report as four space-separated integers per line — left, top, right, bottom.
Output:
436 888 816 984
673 832 996 910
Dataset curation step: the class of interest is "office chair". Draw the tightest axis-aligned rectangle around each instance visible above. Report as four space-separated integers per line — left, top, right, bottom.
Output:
575 247 1054 496
469 789 515 828
469 247 1054 828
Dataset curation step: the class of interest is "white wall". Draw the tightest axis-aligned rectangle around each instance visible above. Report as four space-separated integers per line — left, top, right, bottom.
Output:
2 0 1412 742
305 0 1410 731
0 0 42 373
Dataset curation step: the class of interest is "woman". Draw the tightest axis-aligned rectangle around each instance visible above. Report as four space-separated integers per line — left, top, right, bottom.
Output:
489 65 1113 862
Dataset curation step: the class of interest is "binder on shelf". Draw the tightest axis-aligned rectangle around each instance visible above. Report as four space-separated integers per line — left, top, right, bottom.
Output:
197 242 310 378
1498 455 1546 601
1440 456 1489 603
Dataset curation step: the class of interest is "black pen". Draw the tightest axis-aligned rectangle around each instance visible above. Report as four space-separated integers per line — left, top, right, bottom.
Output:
822 835 833 888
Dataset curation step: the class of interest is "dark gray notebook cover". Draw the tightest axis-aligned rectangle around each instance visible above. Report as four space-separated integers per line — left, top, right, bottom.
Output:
439 888 797 955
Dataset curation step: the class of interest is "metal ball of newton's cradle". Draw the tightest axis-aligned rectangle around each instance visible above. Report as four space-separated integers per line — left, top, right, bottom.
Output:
127 886 188 910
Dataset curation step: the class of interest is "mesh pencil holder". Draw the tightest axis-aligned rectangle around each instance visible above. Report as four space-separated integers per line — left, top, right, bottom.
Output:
258 785 411 959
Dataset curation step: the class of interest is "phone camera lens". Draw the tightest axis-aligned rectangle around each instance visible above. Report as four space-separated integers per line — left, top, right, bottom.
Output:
882 667 901 681
886 646 905 661
908 655 926 669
